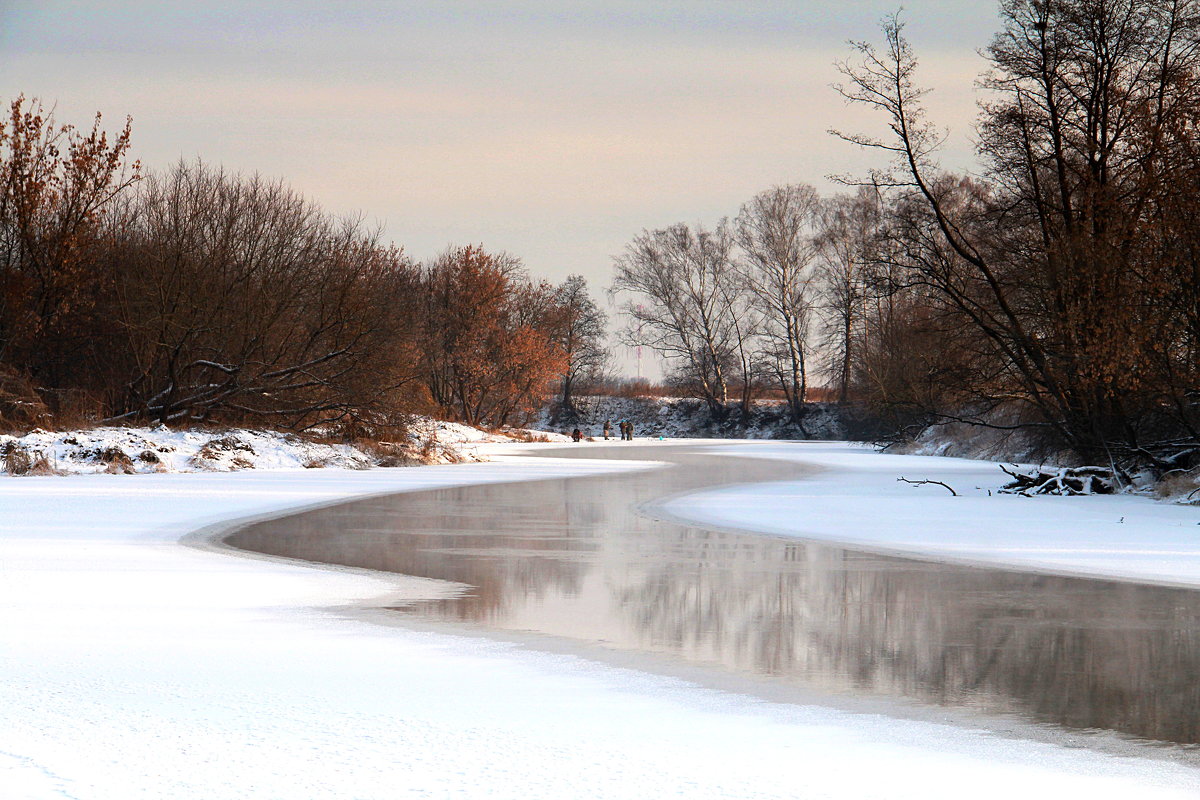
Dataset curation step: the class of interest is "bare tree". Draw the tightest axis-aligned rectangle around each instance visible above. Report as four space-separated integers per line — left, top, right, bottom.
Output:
721 274 763 416
552 274 609 413
835 3 1200 467
734 184 821 419
0 96 139 406
612 221 741 417
109 161 414 428
815 187 883 403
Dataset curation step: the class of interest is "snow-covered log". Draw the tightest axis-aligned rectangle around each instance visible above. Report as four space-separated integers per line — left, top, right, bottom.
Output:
998 464 1119 496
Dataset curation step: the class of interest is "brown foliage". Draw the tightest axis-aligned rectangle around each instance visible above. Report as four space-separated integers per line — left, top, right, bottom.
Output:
0 97 596 435
0 96 139 409
419 246 568 427
0 363 50 431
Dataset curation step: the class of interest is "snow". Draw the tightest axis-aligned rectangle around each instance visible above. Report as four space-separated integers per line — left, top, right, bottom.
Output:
0 420 567 476
539 395 847 440
406 417 571 447
661 441 1200 587
0 425 378 473
3 443 1200 797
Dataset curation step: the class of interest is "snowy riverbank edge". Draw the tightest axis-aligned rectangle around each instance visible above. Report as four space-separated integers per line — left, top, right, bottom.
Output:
3 442 1200 798
0 419 570 475
657 441 1200 589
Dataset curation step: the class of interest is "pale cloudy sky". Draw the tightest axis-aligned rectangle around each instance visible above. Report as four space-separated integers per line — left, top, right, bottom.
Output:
0 1 998 372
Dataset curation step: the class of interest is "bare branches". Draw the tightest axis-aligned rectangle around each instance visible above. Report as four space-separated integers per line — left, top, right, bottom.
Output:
553 275 609 413
611 221 743 416
732 184 826 418
897 476 958 495
832 15 944 180
829 1 1200 469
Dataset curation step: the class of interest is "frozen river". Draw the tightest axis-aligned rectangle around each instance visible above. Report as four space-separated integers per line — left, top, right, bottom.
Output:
227 444 1200 748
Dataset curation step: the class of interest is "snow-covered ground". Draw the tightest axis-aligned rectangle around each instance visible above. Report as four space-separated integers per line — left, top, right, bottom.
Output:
0 425 377 473
4 442 1200 798
660 441 1200 587
538 395 847 440
0 420 567 475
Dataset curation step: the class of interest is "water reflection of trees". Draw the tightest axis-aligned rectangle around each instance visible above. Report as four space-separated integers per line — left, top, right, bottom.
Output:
230 480 595 620
613 527 1200 744
227 450 1200 744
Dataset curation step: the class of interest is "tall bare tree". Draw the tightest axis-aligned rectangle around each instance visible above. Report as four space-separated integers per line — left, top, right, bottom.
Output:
815 187 883 403
734 184 821 419
612 221 741 417
552 274 609 414
836 3 1200 467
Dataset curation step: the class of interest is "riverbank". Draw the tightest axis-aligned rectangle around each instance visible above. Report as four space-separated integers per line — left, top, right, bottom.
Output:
0 419 570 476
3 443 1199 798
660 441 1200 588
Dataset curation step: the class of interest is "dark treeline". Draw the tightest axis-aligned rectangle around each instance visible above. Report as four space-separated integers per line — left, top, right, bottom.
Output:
0 97 606 434
614 0 1200 475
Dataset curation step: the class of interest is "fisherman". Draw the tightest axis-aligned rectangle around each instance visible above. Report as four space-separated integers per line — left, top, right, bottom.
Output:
572 428 583 443
603 419 612 440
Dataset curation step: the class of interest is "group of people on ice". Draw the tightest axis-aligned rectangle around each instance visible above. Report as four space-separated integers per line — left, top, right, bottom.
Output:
570 419 635 442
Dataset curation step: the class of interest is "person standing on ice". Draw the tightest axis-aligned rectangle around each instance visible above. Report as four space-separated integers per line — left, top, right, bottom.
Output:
603 420 612 440
626 421 635 441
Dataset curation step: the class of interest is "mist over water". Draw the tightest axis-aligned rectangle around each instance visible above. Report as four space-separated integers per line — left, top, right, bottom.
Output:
229 446 1200 746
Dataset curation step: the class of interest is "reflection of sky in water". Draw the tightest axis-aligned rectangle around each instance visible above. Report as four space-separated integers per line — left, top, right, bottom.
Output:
231 447 1200 746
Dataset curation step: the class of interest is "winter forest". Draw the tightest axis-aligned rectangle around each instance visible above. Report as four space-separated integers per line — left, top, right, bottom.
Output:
613 1 1200 483
3 0 1200 484
0 112 603 434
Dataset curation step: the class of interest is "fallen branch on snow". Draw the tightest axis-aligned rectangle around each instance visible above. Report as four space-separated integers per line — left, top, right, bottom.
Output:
897 477 958 496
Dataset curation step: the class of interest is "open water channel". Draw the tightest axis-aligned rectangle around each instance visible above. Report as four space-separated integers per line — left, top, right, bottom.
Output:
225 444 1200 755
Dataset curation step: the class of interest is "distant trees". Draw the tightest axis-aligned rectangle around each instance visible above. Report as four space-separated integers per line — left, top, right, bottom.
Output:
553 274 608 413
418 245 567 427
735 184 822 419
814 187 881 404
611 222 745 417
613 189 828 422
0 97 599 433
609 0 1200 468
609 0 1200 470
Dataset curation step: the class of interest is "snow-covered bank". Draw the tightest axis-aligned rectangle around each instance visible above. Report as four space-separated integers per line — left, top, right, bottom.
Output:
4 444 1200 798
539 395 849 440
0 419 564 475
1 425 375 473
661 442 1200 587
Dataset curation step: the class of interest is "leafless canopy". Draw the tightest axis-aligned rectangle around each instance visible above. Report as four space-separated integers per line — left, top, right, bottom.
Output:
831 1 1200 468
611 222 745 416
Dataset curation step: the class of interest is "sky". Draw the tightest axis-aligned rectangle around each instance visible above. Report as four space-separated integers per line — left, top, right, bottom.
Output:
0 1 1000 376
